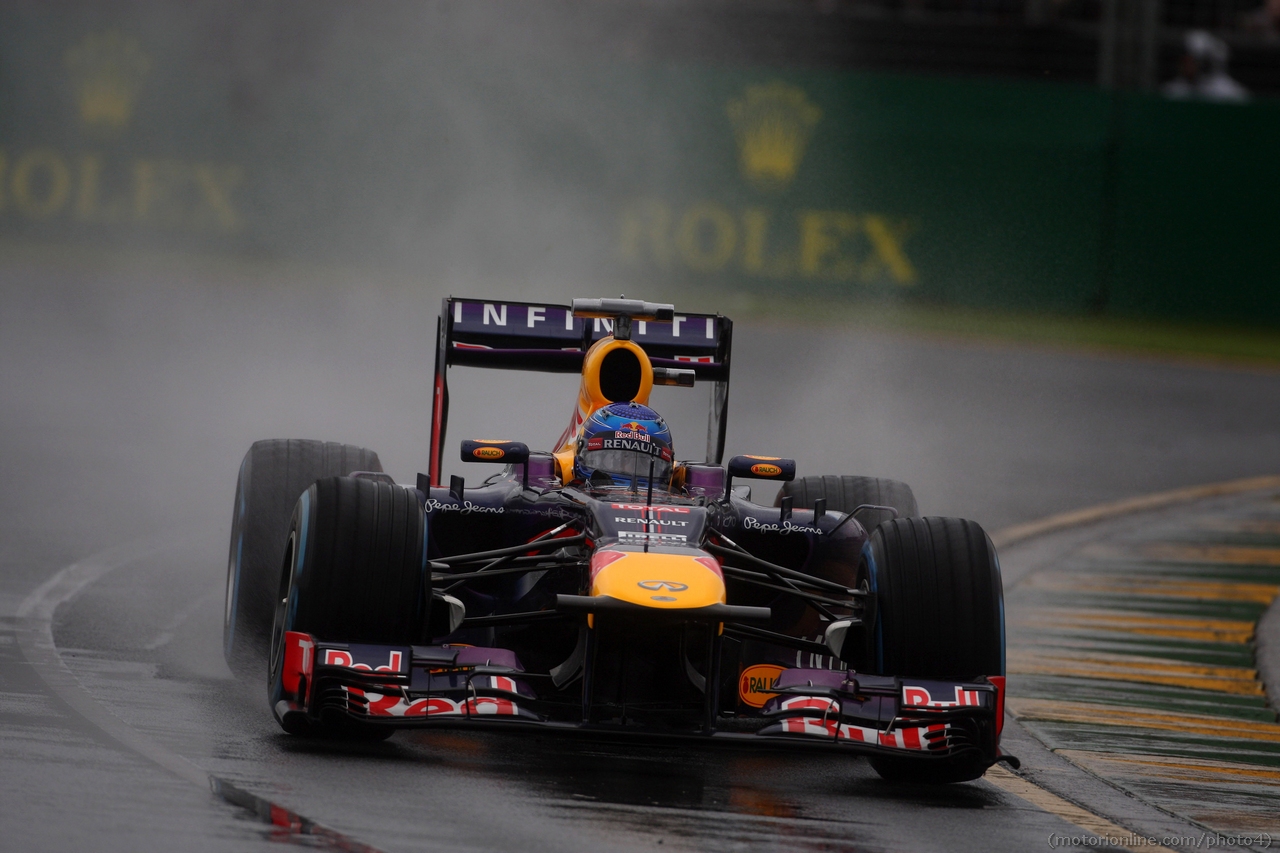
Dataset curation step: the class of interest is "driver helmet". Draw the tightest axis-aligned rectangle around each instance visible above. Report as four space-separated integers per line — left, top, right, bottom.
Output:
574 402 674 491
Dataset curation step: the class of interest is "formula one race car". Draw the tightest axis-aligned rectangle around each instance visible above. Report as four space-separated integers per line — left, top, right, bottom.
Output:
223 297 1013 784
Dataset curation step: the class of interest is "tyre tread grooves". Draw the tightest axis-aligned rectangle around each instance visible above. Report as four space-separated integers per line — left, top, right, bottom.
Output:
869 516 1002 680
287 476 424 645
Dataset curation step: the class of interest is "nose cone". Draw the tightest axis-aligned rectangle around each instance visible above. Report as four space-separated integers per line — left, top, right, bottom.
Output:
590 549 725 609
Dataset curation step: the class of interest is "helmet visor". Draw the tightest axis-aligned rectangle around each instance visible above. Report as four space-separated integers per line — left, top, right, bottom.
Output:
580 447 672 488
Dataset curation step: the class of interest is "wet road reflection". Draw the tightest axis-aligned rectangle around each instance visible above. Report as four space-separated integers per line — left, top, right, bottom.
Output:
39 531 1063 853
14 268 1276 849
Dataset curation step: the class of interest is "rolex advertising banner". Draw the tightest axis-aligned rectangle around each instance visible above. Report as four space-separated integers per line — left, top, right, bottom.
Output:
1 3 1276 324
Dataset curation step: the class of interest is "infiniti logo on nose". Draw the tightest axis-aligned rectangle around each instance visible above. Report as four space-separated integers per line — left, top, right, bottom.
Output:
637 580 688 592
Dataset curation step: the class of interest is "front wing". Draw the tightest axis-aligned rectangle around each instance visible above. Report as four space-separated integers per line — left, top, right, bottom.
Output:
277 632 1005 762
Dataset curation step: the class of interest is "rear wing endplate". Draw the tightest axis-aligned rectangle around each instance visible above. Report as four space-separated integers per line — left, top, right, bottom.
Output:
428 298 732 486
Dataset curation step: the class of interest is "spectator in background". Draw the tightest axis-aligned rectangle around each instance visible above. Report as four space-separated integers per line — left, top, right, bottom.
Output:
1242 0 1280 37
1162 30 1250 102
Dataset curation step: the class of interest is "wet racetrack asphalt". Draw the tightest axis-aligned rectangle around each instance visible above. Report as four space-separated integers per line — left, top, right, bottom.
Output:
3 264 1280 852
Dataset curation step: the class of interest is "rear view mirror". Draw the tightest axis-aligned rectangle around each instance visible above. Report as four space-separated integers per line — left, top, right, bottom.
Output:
460 440 530 465
726 455 795 482
652 367 696 387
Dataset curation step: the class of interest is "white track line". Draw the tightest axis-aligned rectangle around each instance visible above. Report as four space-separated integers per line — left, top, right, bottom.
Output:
15 535 210 787
984 766 1175 851
13 533 387 853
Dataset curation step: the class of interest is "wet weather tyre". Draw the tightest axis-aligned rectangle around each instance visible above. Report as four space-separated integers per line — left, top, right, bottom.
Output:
776 475 918 528
268 476 428 738
224 440 382 680
861 516 1004 784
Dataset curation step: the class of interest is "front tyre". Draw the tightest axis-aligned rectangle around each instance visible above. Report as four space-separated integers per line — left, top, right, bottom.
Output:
224 440 382 680
861 516 1004 784
268 476 428 738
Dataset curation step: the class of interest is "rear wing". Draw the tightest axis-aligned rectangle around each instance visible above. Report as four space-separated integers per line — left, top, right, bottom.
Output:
428 297 732 486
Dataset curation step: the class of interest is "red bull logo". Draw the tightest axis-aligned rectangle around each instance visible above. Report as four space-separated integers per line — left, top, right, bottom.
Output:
614 421 652 441
322 648 405 673
901 685 983 708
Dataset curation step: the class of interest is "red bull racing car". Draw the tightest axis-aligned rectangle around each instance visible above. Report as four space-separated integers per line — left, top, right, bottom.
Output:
223 297 1014 784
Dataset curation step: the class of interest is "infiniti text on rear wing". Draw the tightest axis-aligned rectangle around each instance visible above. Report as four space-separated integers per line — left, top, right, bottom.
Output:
429 298 733 485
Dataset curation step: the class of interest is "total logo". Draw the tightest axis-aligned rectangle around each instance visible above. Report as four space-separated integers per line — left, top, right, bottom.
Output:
611 504 690 513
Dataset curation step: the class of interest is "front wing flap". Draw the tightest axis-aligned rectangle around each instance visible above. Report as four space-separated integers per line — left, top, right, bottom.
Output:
755 670 1001 760
279 633 1003 762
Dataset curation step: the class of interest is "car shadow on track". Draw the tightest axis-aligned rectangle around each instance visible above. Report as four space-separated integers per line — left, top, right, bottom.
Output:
274 727 998 816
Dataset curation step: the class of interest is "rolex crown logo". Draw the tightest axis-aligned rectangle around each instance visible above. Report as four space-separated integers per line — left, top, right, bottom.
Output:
726 82 822 192
64 31 150 132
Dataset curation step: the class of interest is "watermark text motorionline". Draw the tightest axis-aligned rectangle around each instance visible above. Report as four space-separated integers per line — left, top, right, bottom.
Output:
1048 833 1271 849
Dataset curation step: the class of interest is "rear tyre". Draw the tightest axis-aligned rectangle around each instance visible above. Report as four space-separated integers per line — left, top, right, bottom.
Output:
861 516 1004 784
776 475 918 528
268 476 428 738
224 440 382 680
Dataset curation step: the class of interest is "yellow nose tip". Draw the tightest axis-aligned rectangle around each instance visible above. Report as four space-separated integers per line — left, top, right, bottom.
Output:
591 551 725 609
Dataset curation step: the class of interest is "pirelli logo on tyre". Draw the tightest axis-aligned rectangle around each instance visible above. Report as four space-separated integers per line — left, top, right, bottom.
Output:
738 663 785 708
472 447 505 460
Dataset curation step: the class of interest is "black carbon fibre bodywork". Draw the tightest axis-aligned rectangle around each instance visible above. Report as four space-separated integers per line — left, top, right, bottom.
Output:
270 470 1006 773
